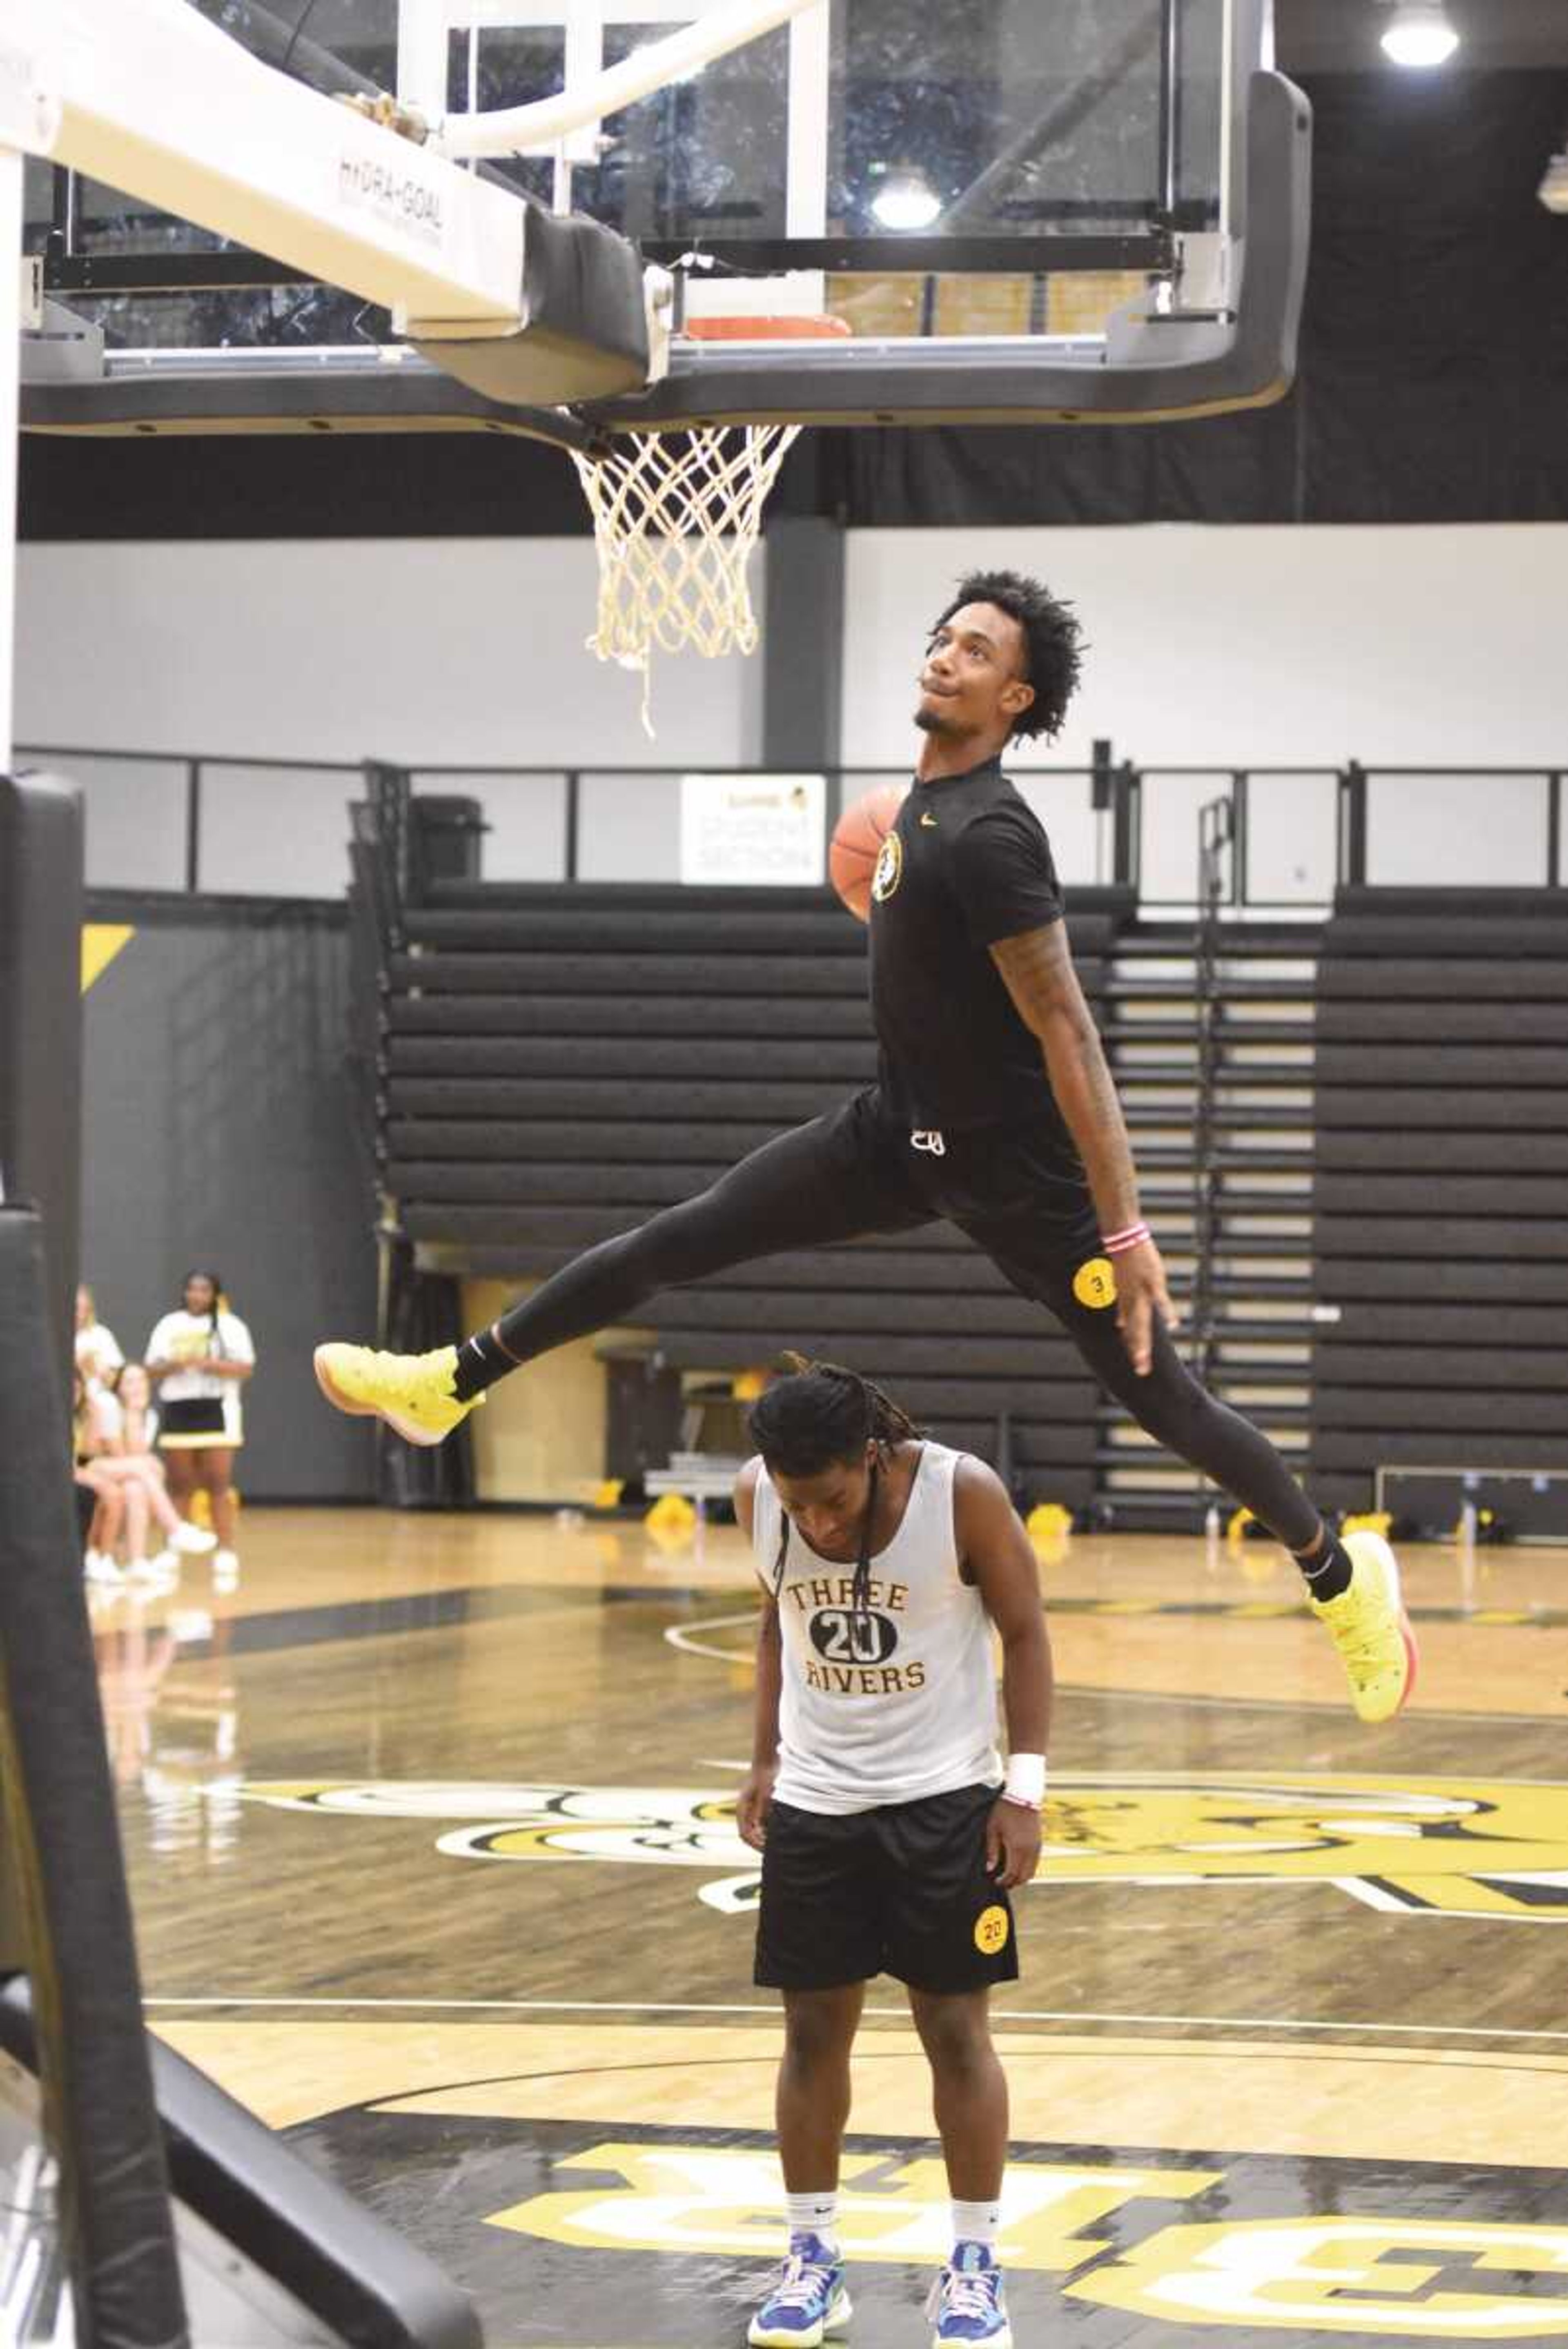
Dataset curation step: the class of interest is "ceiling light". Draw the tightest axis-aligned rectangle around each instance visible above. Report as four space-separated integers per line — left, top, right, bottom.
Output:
1380 2 1461 68
870 166 942 232
1540 151 1568 216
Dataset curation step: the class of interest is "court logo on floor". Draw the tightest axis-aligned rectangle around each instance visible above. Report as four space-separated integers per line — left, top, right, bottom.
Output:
232 1771 1568 1922
477 2138 1568 2335
284 2094 1568 2343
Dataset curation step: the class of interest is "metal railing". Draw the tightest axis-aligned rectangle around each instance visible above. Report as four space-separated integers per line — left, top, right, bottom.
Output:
1188 791 1236 1387
19 744 1565 907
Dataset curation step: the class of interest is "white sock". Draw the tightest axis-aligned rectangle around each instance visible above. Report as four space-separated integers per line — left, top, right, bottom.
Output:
952 2198 1000 2253
786 2191 838 2252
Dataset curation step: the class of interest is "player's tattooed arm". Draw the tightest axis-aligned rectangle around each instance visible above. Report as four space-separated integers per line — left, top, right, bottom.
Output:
989 922 1140 1225
990 921 1177 1375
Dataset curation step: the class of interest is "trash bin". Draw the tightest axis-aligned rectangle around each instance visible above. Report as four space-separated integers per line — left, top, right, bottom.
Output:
410 795 487 890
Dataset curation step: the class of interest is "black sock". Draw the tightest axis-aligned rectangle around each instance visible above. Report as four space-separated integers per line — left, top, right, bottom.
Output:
451 1326 518 1400
1294 1527 1353 1602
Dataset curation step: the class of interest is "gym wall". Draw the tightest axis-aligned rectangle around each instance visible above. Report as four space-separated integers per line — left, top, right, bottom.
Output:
16 538 764 774
80 901 376 1501
842 524 1568 771
17 521 1568 900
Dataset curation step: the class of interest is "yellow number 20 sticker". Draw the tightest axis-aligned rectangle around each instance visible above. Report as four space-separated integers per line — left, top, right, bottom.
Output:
974 1905 1011 1955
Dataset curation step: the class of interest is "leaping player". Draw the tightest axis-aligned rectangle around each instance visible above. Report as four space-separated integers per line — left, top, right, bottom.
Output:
316 568 1416 1725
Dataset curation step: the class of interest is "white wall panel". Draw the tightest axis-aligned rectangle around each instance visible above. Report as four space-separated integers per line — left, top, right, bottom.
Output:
842 524 1564 890
16 540 756 759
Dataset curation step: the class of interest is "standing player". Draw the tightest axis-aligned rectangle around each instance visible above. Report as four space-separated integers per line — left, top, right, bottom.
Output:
316 569 1415 1724
736 1358 1047 2349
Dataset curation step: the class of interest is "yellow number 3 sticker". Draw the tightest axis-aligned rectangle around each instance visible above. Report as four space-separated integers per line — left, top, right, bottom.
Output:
1072 1256 1118 1310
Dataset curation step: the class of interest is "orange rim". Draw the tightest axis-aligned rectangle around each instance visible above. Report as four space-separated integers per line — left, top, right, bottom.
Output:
682 314 852 341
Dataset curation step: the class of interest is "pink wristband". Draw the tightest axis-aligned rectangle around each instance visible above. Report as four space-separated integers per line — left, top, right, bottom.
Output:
1102 1221 1151 1257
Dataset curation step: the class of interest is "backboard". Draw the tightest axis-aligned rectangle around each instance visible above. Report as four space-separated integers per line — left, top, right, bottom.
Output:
21 0 1308 434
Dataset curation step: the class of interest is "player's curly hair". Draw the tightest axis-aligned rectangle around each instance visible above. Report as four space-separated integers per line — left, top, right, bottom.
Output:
748 1356 924 1620
933 568 1085 741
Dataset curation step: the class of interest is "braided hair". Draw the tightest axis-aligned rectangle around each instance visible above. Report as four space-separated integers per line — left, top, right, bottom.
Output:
748 1356 923 1621
185 1268 226 1358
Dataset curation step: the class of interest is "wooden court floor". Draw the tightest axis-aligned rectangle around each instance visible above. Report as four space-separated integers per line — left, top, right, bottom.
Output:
95 1506 1568 2348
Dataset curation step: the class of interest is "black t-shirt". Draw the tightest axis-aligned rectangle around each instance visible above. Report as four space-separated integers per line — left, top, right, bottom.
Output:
867 756 1069 1133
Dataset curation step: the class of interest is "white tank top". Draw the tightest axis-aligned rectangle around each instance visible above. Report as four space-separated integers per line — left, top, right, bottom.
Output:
751 1442 1002 1815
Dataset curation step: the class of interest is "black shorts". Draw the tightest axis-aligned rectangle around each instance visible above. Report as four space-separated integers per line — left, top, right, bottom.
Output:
754 1783 1020 1995
820 1088 1108 1322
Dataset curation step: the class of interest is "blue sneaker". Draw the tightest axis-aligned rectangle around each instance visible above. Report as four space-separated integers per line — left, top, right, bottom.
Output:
926 2242 1011 2347
748 2233 852 2347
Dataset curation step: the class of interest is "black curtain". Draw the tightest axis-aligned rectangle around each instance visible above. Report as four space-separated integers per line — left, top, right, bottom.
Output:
817 69 1568 528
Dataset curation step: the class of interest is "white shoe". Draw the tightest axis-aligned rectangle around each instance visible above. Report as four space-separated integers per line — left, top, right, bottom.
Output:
85 1551 124 1585
130 1553 178 1583
212 1548 240 1585
171 1521 219 1556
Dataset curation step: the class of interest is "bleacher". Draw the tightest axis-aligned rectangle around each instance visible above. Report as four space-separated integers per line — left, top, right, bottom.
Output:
1309 887 1568 1519
377 875 1134 1514
352 774 1568 1530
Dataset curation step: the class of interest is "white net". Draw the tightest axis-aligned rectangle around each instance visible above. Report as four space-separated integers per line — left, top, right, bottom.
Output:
570 423 802 733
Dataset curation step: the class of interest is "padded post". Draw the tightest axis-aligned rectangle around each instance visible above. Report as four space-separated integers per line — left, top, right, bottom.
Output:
0 1209 187 2348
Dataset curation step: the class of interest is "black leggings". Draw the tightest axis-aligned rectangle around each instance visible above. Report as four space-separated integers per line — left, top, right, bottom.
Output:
1058 1307 1318 1550
489 1109 1320 1551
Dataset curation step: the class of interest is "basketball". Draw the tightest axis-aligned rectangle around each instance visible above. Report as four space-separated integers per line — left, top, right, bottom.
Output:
829 784 907 922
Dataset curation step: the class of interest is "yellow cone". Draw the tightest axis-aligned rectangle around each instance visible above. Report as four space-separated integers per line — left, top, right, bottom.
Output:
645 1492 696 1536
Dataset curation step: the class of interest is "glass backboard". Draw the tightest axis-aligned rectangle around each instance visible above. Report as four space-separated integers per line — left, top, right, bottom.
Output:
22 0 1307 432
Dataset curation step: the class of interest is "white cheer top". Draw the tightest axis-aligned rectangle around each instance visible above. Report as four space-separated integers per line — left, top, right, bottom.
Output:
146 1309 255 1442
751 1441 1001 1815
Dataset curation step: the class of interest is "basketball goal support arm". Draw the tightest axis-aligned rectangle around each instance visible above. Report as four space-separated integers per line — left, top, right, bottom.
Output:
0 0 528 336
0 0 811 325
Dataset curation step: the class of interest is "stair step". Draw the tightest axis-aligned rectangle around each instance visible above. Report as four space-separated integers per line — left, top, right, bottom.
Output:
1212 1342 1314 1367
1100 1466 1210 1493
1123 1079 1316 1099
1086 1491 1218 1530
1136 1145 1315 1171
1102 1413 1309 1450
1114 938 1321 967
1213 1302 1325 1329
1115 1043 1317 1072
1109 1019 1316 1046
1211 1273 1316 1297
1107 976 1319 1003
1125 1103 1313 1130
1122 1248 1315 1277
1156 1199 1314 1226
1096 1443 1308 1481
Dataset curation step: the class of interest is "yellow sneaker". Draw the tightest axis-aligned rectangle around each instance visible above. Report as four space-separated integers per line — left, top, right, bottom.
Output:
312 1342 481 1447
1310 1529 1417 1723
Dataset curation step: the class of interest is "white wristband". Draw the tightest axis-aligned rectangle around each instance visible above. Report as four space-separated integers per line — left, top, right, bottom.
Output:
1002 1753 1047 1809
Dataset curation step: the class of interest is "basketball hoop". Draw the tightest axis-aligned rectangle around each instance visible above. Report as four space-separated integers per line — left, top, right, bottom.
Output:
570 313 849 735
